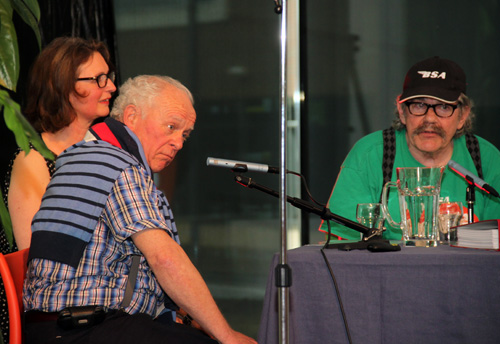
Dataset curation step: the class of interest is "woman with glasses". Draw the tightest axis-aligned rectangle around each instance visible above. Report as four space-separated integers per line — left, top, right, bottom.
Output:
2 36 116 253
0 35 116 342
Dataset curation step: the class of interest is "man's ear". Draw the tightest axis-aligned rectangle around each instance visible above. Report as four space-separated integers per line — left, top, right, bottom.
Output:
396 95 407 125
123 105 139 129
457 105 471 131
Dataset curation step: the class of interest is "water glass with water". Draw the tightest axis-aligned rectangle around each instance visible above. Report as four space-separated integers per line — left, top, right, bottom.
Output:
438 201 463 244
356 203 384 230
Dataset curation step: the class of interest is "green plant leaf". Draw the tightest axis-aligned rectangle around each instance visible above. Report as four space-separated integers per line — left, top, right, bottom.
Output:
0 90 54 159
0 188 13 250
0 0 19 91
17 0 40 20
3 96 30 152
12 0 41 49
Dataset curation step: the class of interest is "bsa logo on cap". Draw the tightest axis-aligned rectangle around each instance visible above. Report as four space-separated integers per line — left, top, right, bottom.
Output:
417 71 446 79
399 57 466 104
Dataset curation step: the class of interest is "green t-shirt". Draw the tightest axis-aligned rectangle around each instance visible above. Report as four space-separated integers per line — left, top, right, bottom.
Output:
319 129 500 240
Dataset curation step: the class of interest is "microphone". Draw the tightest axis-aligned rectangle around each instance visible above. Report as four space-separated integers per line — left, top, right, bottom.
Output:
448 160 500 198
207 157 279 174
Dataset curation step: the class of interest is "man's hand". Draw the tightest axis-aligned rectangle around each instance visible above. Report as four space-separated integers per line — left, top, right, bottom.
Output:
175 308 258 343
220 329 258 344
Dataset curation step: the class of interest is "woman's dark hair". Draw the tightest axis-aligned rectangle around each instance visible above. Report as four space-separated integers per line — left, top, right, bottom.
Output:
24 37 113 133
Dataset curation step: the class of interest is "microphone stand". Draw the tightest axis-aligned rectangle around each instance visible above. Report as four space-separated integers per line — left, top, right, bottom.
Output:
466 175 475 224
275 1 290 343
234 174 400 252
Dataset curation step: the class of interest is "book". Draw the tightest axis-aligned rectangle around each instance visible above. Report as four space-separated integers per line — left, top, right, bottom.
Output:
451 219 500 250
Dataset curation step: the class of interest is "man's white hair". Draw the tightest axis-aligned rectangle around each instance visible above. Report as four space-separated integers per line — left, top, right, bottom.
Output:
110 75 194 120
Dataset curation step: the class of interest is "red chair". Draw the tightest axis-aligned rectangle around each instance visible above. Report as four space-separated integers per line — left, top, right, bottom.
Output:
0 248 29 344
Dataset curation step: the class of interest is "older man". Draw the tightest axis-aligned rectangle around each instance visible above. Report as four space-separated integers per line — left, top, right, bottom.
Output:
320 57 500 240
23 75 257 344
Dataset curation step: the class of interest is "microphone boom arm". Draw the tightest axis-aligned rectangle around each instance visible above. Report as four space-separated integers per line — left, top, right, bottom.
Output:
234 175 380 240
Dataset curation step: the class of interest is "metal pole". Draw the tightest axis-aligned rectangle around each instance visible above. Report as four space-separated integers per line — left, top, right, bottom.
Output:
277 1 290 343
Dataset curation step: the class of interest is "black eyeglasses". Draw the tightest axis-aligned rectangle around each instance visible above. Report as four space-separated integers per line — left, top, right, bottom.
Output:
405 101 459 118
76 71 115 88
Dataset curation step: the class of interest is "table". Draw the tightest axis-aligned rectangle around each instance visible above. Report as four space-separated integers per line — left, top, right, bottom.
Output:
258 244 500 344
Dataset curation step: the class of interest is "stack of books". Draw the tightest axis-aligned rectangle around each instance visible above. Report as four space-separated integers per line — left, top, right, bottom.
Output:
452 220 500 250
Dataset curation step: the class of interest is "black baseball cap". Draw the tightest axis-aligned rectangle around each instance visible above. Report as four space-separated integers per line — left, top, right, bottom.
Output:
399 56 467 104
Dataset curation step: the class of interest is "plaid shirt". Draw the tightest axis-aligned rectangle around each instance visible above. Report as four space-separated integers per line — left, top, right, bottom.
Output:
24 164 180 317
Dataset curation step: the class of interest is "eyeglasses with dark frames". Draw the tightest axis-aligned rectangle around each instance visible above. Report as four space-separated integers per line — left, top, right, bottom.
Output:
405 101 459 118
76 71 115 88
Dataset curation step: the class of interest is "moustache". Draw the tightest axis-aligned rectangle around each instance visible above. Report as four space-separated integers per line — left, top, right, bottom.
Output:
413 124 446 138
413 124 445 138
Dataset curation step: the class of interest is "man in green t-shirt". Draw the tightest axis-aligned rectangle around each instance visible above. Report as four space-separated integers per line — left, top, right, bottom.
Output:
320 56 500 241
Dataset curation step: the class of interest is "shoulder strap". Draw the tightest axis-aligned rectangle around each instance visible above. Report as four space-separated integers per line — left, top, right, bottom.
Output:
380 128 396 202
121 255 140 309
465 132 483 179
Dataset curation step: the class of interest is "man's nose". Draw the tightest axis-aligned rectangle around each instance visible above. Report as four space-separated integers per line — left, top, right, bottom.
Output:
171 133 184 151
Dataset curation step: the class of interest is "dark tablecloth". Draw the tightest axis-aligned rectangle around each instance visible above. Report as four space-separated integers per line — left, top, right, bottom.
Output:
258 244 500 344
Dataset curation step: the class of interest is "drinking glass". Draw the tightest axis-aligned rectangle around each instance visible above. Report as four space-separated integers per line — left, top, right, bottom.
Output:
356 203 384 230
438 201 463 244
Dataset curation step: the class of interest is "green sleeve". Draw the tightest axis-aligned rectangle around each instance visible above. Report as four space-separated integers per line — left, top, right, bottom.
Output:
476 136 500 221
